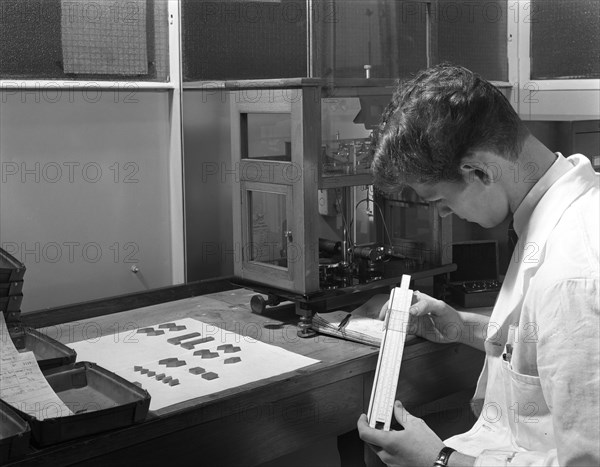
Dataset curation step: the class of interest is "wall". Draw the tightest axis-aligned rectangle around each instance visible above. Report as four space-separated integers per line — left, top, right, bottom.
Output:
0 89 174 312
182 90 234 281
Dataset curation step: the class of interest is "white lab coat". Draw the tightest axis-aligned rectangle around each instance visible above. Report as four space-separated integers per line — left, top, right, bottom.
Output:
445 154 600 466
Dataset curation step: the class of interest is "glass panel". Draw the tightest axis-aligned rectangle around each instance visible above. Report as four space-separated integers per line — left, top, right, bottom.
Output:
248 191 288 268
243 113 292 161
321 97 373 176
385 197 433 264
436 0 508 81
320 137 374 176
531 0 600 80
0 0 170 81
396 1 428 78
320 0 426 79
182 0 307 81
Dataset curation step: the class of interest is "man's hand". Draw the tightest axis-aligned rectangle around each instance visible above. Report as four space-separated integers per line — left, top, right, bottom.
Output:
357 401 444 467
379 291 465 344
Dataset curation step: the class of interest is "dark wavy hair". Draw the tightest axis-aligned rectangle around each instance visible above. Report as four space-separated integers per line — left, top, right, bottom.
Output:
371 64 529 192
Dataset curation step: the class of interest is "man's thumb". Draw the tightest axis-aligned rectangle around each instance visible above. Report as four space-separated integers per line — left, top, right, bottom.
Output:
393 400 414 426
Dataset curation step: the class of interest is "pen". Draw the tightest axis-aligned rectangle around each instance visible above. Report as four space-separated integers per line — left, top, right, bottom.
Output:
338 313 352 331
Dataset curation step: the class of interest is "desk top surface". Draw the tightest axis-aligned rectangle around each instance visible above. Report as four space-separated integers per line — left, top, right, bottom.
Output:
41 289 387 417
38 288 490 418
11 289 487 466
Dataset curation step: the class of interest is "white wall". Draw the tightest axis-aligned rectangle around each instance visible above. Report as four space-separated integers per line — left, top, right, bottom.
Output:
182 89 234 281
0 89 174 312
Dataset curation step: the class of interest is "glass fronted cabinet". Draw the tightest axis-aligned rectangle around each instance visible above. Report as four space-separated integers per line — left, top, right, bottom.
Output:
219 79 454 335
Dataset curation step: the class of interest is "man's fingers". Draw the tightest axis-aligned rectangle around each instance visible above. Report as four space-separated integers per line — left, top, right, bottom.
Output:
409 291 438 317
393 400 420 427
357 414 379 444
410 290 420 305
378 300 389 320
357 414 396 449
409 299 428 316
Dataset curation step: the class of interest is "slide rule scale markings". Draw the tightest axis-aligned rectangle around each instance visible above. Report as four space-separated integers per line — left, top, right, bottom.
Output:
367 275 412 430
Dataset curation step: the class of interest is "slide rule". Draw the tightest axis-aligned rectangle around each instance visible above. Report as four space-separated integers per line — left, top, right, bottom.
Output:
367 274 412 430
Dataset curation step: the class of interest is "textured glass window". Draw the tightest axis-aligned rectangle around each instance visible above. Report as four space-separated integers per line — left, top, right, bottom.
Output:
531 0 600 79
396 2 428 79
182 0 307 81
327 0 427 79
436 0 508 81
0 0 169 81
321 0 507 81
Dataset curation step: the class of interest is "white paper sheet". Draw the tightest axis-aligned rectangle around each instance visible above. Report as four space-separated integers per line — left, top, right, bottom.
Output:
69 318 319 411
0 313 73 420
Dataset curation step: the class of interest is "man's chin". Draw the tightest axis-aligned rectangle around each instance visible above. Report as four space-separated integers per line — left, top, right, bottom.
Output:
452 216 497 229
478 219 501 228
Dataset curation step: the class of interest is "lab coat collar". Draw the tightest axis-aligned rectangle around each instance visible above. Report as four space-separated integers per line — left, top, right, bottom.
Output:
486 154 597 347
512 153 572 238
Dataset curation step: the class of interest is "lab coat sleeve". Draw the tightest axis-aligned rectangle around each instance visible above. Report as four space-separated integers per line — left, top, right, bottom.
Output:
475 449 558 466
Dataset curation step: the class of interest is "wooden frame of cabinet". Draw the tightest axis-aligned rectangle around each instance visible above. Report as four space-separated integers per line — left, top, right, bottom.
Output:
230 84 321 295
218 79 455 303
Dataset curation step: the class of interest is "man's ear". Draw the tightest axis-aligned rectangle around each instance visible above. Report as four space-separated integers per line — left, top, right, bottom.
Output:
459 151 503 185
459 160 494 185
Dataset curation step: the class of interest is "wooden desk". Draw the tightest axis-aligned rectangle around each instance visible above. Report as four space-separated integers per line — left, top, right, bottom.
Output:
10 289 484 466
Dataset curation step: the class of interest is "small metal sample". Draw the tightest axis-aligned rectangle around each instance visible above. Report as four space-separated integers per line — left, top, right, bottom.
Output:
224 357 241 364
167 332 201 345
200 352 218 359
180 337 215 350
166 359 186 367
159 358 178 365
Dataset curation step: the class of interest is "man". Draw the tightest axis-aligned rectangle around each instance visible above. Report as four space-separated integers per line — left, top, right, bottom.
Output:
357 64 599 466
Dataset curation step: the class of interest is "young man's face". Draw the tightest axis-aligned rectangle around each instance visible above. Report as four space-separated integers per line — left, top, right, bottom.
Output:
408 175 510 228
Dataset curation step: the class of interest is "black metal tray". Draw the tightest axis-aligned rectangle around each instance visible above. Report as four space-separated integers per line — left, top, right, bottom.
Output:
0 399 31 464
0 294 23 313
18 327 77 370
0 280 23 297
0 249 25 283
16 362 151 447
